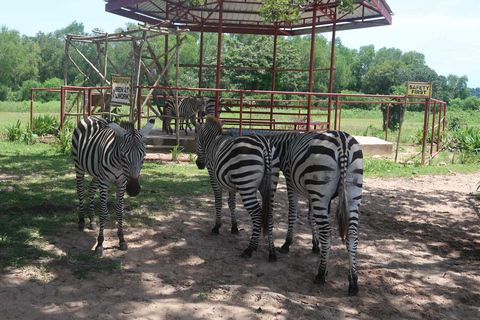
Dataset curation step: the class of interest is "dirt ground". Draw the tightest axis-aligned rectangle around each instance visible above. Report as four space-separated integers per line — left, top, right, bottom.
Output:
1 170 480 319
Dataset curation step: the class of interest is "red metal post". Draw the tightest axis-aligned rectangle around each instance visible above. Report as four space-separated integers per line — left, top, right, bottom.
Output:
137 87 142 130
88 89 93 116
430 101 437 157
239 91 243 136
164 6 169 84
199 26 204 94
338 102 343 131
421 98 430 164
214 1 224 118
30 89 34 131
327 12 337 130
334 95 339 130
385 104 390 141
437 102 443 151
307 4 318 131
443 103 447 130
60 86 65 129
270 28 278 130
82 90 86 118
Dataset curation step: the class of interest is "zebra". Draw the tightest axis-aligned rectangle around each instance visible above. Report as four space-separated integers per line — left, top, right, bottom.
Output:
265 130 363 296
161 96 207 135
72 116 155 256
205 97 232 117
195 115 279 262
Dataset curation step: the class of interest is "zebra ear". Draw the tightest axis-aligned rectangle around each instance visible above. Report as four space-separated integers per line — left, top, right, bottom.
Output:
108 121 127 136
140 119 155 137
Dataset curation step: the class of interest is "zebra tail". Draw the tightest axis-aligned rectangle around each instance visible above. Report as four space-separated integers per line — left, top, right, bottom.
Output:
260 137 273 237
336 153 349 244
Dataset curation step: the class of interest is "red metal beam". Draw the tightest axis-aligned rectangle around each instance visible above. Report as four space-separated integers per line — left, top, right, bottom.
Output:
214 0 224 117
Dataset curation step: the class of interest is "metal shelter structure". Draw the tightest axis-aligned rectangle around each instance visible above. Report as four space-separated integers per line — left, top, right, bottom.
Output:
105 0 393 128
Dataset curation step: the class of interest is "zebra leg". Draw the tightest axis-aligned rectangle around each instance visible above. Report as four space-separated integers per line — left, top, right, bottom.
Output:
95 184 109 256
313 199 332 285
239 190 263 259
278 184 298 254
87 177 99 230
209 172 223 235
75 169 86 231
346 183 362 296
228 191 239 234
115 179 128 251
309 202 321 254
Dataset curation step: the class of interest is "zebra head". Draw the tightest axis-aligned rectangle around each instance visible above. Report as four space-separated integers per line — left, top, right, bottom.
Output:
108 119 155 197
195 95 208 118
195 115 223 170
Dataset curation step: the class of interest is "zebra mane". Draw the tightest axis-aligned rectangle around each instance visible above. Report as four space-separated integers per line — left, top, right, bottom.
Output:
205 115 223 132
119 121 135 133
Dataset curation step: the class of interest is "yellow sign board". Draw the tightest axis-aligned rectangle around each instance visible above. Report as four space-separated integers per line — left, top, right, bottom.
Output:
406 81 432 98
111 75 132 106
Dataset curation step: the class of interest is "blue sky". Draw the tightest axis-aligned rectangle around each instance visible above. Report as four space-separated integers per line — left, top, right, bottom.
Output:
1 0 479 88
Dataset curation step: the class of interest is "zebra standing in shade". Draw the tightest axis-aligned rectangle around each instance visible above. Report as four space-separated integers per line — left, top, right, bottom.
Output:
195 116 279 262
161 95 207 135
265 130 363 296
72 116 155 256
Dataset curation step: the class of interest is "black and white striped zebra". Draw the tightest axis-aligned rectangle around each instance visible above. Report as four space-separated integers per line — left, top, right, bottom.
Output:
205 97 232 117
195 115 279 262
161 96 207 135
72 116 155 256
265 130 363 296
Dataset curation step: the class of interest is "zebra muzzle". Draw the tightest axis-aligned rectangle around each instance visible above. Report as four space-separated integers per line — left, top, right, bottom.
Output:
126 179 141 197
196 159 205 170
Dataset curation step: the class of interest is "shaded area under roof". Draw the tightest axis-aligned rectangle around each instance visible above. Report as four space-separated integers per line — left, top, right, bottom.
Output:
105 0 393 36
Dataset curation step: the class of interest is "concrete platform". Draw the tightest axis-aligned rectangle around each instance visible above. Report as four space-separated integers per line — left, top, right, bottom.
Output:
145 128 393 156
353 135 393 156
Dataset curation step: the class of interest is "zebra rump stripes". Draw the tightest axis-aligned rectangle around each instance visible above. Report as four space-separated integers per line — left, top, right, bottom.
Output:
266 130 363 296
72 116 154 256
195 116 279 262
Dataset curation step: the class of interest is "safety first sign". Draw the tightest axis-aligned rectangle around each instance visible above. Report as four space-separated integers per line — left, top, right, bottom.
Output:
111 75 132 106
406 82 432 98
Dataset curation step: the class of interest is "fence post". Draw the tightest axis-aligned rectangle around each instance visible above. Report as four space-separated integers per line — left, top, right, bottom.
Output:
430 102 437 157
421 98 430 164
385 103 390 141
30 89 34 131
239 91 244 136
60 86 65 129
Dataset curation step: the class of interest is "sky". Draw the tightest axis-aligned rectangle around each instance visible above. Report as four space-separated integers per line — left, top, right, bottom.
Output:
1 0 479 88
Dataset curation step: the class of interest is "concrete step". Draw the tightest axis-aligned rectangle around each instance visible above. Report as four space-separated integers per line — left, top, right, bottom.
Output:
353 136 393 156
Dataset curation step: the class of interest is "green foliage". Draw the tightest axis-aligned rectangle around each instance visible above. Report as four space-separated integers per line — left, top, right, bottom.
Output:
32 114 60 136
18 80 42 101
22 125 38 145
55 126 73 155
446 126 480 155
171 145 184 162
0 85 11 101
4 120 23 141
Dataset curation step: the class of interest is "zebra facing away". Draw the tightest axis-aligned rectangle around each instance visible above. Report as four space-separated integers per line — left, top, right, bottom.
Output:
195 115 279 262
72 116 155 256
265 130 364 296
161 96 207 135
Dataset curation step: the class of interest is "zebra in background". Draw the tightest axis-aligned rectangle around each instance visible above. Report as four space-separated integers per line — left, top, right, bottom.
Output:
161 95 207 135
265 130 363 296
72 116 155 256
195 115 279 262
205 97 232 117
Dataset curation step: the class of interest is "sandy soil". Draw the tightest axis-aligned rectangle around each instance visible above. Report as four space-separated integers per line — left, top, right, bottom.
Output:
1 171 480 320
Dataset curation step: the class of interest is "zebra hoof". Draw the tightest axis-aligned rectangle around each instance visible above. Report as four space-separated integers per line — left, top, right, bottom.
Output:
269 251 277 262
231 225 239 234
314 271 328 285
348 275 359 296
78 221 85 231
277 244 290 254
312 245 320 254
119 242 128 251
89 222 97 230
240 248 253 259
210 226 220 235
94 247 104 256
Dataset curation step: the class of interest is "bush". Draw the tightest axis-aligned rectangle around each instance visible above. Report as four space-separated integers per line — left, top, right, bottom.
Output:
18 80 42 101
22 126 38 145
55 127 73 155
41 78 63 102
4 120 24 142
0 85 11 101
32 114 60 136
